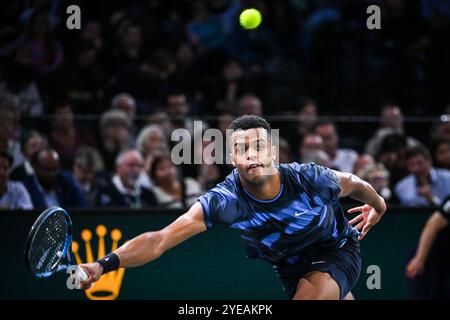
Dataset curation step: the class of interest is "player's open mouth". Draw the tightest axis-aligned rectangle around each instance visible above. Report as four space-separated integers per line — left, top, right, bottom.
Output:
247 163 263 171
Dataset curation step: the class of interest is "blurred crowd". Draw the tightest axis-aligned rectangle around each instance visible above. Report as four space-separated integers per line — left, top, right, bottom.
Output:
1 0 450 210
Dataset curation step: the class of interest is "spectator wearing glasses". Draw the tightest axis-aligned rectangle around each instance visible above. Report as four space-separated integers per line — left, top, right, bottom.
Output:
96 150 158 208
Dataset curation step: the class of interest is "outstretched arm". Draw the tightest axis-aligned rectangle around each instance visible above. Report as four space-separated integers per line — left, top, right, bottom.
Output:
78 202 207 289
406 211 448 278
334 171 387 240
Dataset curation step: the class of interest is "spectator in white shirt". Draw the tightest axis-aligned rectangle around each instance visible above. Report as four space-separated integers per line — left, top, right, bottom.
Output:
314 121 358 173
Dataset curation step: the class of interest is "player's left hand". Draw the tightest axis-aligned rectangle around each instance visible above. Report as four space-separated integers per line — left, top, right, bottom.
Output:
347 204 384 240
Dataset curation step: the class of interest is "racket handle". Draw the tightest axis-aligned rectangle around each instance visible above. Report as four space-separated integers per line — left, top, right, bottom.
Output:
74 267 88 289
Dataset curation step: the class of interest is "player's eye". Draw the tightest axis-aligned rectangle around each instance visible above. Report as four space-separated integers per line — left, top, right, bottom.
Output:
236 145 245 154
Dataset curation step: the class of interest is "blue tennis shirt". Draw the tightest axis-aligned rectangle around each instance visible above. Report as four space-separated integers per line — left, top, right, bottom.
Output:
198 162 359 264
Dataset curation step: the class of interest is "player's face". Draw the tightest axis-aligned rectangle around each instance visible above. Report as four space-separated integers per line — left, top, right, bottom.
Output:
230 128 277 185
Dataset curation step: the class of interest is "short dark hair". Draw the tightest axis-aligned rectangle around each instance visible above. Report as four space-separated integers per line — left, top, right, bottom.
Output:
313 120 338 134
228 115 271 133
0 150 13 167
298 97 316 112
405 146 432 162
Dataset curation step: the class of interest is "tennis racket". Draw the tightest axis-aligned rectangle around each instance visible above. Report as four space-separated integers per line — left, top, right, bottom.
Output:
24 206 87 289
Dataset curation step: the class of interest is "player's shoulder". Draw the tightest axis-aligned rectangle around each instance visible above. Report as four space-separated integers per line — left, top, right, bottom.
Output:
283 161 330 177
206 169 240 200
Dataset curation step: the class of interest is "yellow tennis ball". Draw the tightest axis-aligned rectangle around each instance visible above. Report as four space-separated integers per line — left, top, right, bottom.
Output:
239 8 262 30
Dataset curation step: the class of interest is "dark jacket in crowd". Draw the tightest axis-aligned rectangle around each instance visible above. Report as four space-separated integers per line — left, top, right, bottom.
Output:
22 172 87 209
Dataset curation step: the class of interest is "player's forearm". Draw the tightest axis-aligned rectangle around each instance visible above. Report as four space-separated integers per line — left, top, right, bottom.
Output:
345 173 386 214
113 231 165 268
414 212 448 262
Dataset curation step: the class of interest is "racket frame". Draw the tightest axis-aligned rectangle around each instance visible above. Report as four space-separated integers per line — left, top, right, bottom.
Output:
24 206 73 278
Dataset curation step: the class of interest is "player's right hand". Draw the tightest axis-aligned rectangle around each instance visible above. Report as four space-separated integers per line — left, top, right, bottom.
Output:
405 256 425 278
77 262 104 290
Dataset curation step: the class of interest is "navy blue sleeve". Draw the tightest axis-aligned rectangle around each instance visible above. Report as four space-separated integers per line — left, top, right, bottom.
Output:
198 183 239 229
294 162 341 203
439 196 450 221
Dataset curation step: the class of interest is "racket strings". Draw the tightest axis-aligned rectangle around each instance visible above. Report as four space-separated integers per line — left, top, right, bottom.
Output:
29 211 69 275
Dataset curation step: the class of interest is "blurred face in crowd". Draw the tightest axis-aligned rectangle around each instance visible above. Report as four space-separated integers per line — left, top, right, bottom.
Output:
102 125 129 152
353 154 375 174
167 95 189 118
0 156 10 189
23 134 46 160
154 157 178 185
52 105 74 130
73 164 95 187
230 128 277 186
115 98 136 122
82 21 102 49
298 104 317 128
277 139 292 164
78 48 97 68
407 154 432 180
122 25 142 49
116 151 143 190
300 134 323 158
381 106 403 129
143 129 166 155
315 124 338 158
35 150 60 190
0 110 15 141
434 142 450 168
366 169 389 193
437 121 450 141
217 114 234 136
238 96 263 117
146 111 174 138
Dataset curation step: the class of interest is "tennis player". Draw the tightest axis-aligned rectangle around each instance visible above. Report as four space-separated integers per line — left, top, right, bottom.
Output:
78 115 387 300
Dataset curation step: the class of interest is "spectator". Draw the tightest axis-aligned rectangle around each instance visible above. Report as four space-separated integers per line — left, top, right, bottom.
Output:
96 150 158 208
150 154 203 208
314 122 358 172
353 154 375 175
10 130 48 181
136 125 168 158
0 52 44 116
0 151 33 210
296 97 318 139
376 132 410 187
301 149 332 168
395 146 450 206
49 102 95 169
111 92 137 123
166 93 197 133
357 163 396 203
365 104 421 157
298 132 323 163
0 95 24 169
430 138 450 170
238 94 263 117
196 139 222 191
57 41 104 114
277 137 293 164
73 147 106 207
23 148 86 209
1 10 64 75
99 109 132 172
431 114 450 141
145 110 175 141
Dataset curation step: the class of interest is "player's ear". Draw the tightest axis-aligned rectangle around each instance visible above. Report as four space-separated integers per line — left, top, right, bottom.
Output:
271 144 277 162
230 152 236 167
